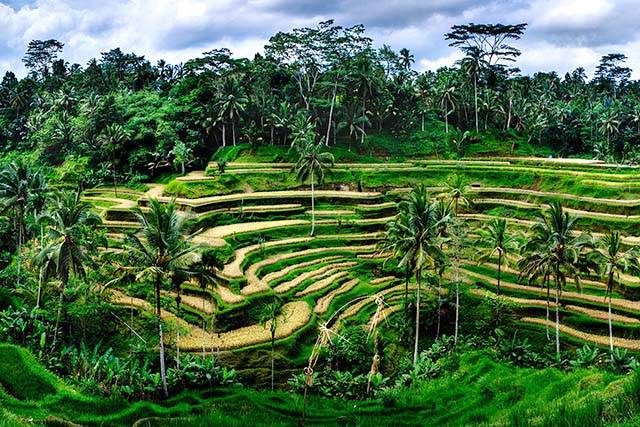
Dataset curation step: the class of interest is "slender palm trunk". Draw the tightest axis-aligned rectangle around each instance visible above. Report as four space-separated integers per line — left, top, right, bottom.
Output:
454 264 460 345
413 268 421 366
436 271 442 340
175 294 181 370
232 120 236 146
222 123 226 147
156 276 169 397
474 75 479 133
52 273 68 349
608 288 614 360
404 265 410 330
545 276 550 341
421 113 425 132
554 278 560 362
202 292 207 358
361 96 366 144
325 80 337 146
112 149 118 198
310 169 315 236
497 251 502 295
444 106 449 134
271 332 276 391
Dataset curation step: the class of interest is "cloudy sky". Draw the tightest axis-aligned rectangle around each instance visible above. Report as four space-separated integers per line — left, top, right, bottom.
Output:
1 0 639 78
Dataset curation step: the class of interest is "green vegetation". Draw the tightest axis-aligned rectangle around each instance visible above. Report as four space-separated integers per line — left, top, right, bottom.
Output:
3 15 640 427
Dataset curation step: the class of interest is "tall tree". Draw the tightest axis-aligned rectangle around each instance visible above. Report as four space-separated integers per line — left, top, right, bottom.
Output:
293 140 335 236
98 124 130 197
37 191 101 348
592 232 639 361
259 297 285 391
477 219 518 295
127 199 198 397
22 39 64 80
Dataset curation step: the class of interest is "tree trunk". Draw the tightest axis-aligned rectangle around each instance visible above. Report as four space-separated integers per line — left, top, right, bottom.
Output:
444 106 449 134
474 75 479 133
404 266 410 330
232 120 236 146
555 278 560 362
506 96 512 130
202 292 207 358
413 268 421 366
222 123 226 147
156 275 169 397
497 251 502 295
545 275 550 341
421 113 425 132
608 294 614 361
454 264 460 346
310 169 315 236
325 80 337 146
271 333 275 391
52 272 68 349
436 272 442 340
361 96 366 144
112 155 118 198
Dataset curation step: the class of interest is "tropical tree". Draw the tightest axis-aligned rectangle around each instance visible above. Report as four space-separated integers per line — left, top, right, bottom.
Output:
126 199 198 397
399 48 414 71
433 199 453 339
216 76 249 146
591 232 639 360
0 161 48 286
259 297 286 391
98 123 129 197
439 80 457 134
444 174 472 214
392 184 441 365
477 219 518 295
293 140 335 236
521 202 592 361
36 191 102 348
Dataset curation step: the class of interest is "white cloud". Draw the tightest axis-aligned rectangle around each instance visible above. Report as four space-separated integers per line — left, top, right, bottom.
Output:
0 0 639 80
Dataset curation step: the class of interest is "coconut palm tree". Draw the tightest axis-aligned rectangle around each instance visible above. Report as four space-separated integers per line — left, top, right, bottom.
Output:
439 80 457 134
393 184 441 366
522 202 592 361
0 161 48 286
459 46 484 132
126 199 198 397
381 208 415 332
399 48 414 71
477 219 518 295
216 76 249 146
259 297 285 391
293 140 335 236
444 174 472 215
599 111 620 156
433 199 453 339
191 251 222 357
592 231 639 360
98 124 130 197
37 191 102 348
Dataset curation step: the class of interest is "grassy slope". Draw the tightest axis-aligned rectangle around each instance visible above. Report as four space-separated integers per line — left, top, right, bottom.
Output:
1 343 639 426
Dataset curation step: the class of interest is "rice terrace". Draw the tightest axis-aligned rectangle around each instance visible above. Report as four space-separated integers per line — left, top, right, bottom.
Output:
4 1 640 425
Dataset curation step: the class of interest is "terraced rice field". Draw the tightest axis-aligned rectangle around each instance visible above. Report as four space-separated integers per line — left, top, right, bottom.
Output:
94 158 640 355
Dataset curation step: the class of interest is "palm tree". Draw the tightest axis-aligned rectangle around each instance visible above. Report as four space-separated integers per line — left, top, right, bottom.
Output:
399 48 414 71
350 54 379 144
293 140 335 236
259 297 285 391
393 185 441 366
127 199 198 397
439 80 457 134
37 191 101 348
599 111 620 156
0 161 48 286
477 219 518 295
444 174 472 215
381 209 414 331
191 251 222 357
216 76 249 146
98 124 129 197
433 200 453 339
592 232 639 360
459 47 484 132
523 203 592 361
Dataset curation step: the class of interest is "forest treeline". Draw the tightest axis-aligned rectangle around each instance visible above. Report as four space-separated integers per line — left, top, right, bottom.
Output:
1 20 639 186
